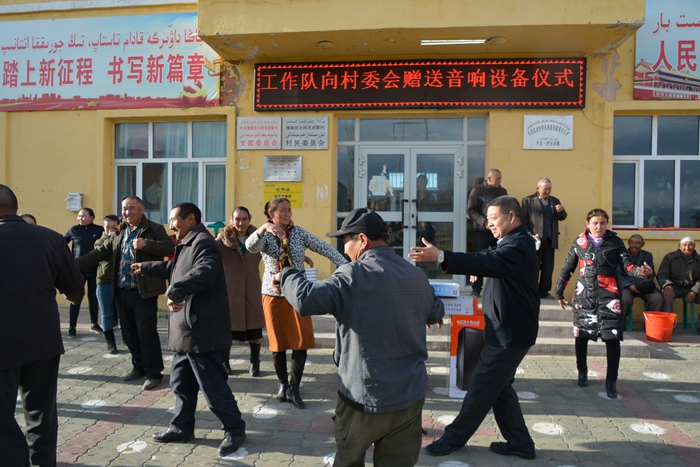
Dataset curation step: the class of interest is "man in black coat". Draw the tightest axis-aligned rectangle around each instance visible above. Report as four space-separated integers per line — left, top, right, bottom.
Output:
521 177 567 299
133 202 246 457
410 195 539 460
0 184 85 467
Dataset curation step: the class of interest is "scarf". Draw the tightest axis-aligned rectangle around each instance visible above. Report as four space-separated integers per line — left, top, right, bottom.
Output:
272 219 295 272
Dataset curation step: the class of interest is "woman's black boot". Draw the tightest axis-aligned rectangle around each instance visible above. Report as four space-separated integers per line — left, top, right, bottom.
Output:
277 381 290 402
606 380 618 399
287 384 305 409
223 349 233 375
577 370 588 387
249 342 261 377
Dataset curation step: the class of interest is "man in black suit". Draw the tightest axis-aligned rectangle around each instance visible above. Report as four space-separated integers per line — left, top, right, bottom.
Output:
409 195 539 460
0 184 85 467
521 177 567 299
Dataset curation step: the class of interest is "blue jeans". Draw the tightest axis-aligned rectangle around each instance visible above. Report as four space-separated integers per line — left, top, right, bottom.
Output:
96 283 117 332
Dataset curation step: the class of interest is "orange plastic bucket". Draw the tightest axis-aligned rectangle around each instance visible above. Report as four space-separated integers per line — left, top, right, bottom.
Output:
643 311 677 342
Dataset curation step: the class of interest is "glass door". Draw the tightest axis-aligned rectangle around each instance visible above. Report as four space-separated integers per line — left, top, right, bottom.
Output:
359 147 461 280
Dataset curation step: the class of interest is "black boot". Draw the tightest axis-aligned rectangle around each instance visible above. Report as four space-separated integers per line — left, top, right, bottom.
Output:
104 329 118 355
277 381 290 403
223 349 233 375
577 370 588 387
606 380 618 399
287 384 305 409
249 342 261 377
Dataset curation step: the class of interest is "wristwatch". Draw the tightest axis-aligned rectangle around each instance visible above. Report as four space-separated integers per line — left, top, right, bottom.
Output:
436 250 444 264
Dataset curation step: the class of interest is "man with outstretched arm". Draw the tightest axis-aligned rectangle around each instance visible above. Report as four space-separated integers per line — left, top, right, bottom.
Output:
409 195 540 460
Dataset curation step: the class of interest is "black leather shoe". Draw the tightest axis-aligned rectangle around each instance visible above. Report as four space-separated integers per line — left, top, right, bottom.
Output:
490 442 536 460
152 428 194 443
287 385 305 409
223 361 233 375
249 362 260 377
218 432 246 456
606 380 618 399
142 377 163 391
123 369 146 382
578 370 588 387
277 382 290 402
425 437 464 456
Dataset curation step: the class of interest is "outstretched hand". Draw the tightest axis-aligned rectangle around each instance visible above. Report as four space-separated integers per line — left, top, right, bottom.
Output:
408 238 440 263
558 299 569 310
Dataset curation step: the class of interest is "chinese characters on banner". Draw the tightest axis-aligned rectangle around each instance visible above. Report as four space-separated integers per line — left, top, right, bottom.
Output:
0 14 221 111
255 59 586 110
283 117 328 149
236 117 282 149
634 0 700 100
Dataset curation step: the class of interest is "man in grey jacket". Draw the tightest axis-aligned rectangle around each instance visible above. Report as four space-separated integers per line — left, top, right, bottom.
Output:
133 203 246 457
272 208 444 467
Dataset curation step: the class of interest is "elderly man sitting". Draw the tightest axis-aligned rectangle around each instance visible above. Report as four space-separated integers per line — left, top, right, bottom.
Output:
657 236 700 332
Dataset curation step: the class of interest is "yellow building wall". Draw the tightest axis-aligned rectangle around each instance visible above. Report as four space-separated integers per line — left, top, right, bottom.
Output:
4 0 700 322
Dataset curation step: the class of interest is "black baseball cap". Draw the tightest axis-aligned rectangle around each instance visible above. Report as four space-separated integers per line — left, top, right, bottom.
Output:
326 208 388 238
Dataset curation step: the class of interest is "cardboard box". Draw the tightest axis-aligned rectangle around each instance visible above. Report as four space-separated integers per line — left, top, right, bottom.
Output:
429 281 460 297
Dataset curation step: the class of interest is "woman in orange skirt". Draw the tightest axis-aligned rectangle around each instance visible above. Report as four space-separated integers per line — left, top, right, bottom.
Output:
246 197 347 408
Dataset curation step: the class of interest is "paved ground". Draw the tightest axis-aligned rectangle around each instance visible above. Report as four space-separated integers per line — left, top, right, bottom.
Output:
16 309 700 467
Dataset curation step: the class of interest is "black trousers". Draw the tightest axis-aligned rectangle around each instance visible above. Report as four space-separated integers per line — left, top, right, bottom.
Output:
443 345 534 450
116 288 163 379
169 350 246 436
536 238 555 297
471 230 497 292
69 273 98 328
0 355 60 467
575 337 621 381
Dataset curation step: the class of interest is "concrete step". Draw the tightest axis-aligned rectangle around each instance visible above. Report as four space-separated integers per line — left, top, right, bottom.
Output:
538 321 573 338
531 336 650 358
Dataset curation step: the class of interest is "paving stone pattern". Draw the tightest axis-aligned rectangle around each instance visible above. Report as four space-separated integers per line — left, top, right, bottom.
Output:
14 310 700 466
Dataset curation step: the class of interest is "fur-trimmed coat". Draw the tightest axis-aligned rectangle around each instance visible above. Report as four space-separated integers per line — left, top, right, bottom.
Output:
216 224 266 332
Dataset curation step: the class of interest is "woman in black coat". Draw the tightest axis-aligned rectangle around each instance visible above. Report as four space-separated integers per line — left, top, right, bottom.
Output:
555 209 652 399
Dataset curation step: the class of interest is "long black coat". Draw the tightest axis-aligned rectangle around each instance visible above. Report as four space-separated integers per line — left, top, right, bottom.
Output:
1 215 84 370
141 223 231 354
555 230 638 342
442 225 540 348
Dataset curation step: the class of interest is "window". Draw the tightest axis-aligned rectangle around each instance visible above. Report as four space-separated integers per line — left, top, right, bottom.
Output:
613 115 700 228
115 121 227 224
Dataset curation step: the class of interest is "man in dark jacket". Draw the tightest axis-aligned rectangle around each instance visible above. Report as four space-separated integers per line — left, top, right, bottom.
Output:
657 236 700 331
272 208 444 467
410 195 539 460
466 168 507 297
133 203 246 457
0 184 85 467
521 177 567 299
76 196 174 391
618 234 664 317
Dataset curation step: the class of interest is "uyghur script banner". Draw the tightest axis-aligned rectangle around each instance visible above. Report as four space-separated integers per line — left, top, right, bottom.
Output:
0 13 221 111
634 0 700 100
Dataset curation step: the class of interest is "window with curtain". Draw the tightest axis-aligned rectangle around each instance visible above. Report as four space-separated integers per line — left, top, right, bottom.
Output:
114 121 227 224
613 115 700 228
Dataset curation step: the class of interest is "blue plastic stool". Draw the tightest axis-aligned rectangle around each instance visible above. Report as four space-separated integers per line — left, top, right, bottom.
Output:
627 300 648 332
682 301 696 335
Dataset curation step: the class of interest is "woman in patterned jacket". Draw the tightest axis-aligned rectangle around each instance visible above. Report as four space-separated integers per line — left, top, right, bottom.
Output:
555 209 652 399
246 197 348 408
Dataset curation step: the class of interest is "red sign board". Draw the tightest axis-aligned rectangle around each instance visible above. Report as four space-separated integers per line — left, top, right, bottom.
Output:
255 58 586 110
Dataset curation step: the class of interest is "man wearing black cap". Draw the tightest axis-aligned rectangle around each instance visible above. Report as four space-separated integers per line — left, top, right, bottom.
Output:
271 208 444 467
